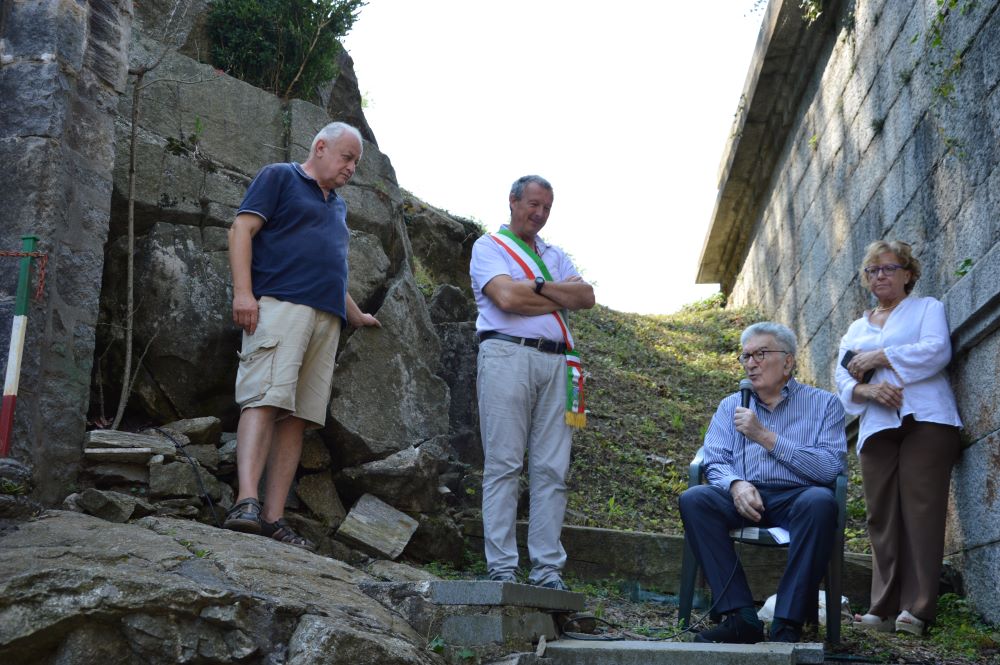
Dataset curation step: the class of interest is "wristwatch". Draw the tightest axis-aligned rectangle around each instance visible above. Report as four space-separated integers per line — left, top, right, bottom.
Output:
534 276 545 294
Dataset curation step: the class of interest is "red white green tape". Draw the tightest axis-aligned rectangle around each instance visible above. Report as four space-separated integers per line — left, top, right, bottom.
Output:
1 236 39 457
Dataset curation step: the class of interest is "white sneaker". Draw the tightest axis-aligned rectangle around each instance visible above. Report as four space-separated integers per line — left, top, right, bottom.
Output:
852 613 894 632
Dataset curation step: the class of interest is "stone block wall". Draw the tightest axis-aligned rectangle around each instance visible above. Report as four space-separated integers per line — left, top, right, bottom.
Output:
0 0 132 503
715 0 1000 622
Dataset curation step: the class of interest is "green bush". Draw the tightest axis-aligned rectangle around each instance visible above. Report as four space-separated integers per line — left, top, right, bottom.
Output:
206 0 365 100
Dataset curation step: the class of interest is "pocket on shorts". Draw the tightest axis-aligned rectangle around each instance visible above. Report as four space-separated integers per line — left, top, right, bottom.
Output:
479 338 518 360
235 336 279 406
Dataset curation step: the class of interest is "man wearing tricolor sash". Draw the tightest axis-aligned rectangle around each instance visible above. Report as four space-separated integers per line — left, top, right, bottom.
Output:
470 175 595 590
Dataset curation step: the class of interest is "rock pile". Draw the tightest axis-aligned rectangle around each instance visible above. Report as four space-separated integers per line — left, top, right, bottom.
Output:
67 416 466 565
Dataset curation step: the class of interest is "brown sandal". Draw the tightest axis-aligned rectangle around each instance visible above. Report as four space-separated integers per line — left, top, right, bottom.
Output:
223 498 262 534
261 518 316 552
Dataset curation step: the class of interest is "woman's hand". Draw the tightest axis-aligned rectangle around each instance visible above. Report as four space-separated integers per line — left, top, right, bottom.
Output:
855 381 903 409
847 348 888 381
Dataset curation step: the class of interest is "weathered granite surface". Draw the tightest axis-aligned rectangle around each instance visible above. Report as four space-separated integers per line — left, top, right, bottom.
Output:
0 511 441 664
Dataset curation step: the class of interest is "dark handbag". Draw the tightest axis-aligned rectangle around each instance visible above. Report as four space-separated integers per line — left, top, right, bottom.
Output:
841 350 875 383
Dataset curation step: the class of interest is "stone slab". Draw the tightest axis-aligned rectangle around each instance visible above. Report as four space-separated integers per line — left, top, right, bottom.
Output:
84 447 155 464
441 612 557 646
334 493 418 559
85 430 176 458
429 580 584 612
543 640 824 665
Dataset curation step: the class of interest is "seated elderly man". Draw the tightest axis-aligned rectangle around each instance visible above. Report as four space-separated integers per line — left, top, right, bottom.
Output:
679 321 846 643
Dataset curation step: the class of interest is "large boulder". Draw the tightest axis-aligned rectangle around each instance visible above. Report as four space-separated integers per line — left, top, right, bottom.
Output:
316 49 378 145
434 320 481 465
403 196 480 298
97 222 239 423
335 438 449 512
326 272 450 466
0 511 441 665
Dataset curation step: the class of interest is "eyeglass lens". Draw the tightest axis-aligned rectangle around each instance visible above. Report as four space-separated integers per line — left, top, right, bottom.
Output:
865 264 902 276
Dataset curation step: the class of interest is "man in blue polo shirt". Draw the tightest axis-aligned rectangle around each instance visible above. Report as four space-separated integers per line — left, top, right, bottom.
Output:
223 121 380 551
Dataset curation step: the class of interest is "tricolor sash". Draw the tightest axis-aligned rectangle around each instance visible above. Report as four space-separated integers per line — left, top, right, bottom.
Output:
490 229 586 428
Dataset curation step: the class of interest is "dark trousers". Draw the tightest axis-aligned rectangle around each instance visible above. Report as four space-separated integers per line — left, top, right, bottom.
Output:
861 417 960 622
679 483 837 623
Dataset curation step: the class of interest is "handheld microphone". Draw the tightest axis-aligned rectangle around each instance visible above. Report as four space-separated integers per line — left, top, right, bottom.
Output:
739 378 753 409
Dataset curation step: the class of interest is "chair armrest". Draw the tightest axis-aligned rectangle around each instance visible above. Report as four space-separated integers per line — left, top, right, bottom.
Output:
835 472 848 531
688 446 706 488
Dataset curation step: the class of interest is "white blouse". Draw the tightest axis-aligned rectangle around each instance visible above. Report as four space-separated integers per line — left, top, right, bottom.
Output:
835 295 963 453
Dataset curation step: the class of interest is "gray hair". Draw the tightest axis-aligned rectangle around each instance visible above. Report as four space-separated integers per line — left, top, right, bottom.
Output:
310 122 363 157
510 175 553 201
741 321 798 356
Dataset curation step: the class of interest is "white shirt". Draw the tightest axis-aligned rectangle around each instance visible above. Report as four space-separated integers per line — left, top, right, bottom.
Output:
470 226 580 341
835 295 962 453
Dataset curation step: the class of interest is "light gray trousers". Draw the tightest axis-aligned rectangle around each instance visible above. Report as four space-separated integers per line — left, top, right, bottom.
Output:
477 338 572 584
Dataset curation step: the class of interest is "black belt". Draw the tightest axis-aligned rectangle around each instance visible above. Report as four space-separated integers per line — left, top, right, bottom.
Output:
479 331 567 355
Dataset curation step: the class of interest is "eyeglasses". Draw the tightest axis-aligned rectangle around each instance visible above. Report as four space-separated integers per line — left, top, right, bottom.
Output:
738 349 789 365
864 264 905 277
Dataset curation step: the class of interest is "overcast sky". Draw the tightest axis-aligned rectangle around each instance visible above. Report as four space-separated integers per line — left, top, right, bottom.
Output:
342 1 763 314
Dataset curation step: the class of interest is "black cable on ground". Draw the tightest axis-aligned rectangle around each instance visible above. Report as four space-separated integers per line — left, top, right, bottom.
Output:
145 426 223 527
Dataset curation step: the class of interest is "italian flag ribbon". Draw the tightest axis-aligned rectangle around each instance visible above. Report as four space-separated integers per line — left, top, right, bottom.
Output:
490 229 586 428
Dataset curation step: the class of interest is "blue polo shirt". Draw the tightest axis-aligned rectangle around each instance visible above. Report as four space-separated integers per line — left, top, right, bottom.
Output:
237 163 349 321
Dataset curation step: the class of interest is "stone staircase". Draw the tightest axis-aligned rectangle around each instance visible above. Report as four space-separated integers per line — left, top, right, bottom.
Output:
360 579 827 664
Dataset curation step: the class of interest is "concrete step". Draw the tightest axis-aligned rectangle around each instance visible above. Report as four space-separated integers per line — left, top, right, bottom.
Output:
541 640 825 665
430 580 585 611
359 579 585 649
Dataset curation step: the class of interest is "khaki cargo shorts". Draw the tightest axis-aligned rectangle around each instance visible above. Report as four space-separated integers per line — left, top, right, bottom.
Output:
234 296 343 428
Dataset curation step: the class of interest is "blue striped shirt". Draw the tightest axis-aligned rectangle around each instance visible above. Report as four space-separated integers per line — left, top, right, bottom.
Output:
703 377 847 490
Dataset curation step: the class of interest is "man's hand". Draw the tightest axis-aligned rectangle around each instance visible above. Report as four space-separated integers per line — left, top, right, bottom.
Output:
233 292 259 334
730 480 764 523
348 310 381 328
345 293 381 329
733 407 777 450
857 381 903 409
228 213 264 333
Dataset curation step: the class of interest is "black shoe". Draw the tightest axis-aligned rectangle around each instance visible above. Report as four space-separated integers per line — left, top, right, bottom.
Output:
770 618 802 643
694 612 765 644
490 573 516 583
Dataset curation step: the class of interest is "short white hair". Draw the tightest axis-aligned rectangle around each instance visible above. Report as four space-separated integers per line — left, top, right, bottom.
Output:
741 321 797 355
310 122 363 156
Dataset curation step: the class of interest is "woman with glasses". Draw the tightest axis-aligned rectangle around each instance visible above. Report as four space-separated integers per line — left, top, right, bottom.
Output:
835 240 962 637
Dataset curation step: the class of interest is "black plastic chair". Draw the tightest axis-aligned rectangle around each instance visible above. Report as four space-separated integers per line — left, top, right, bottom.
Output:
677 446 847 644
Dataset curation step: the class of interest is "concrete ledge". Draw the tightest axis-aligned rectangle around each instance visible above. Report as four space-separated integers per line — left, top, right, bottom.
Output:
543 640 824 665
430 580 584 611
442 612 557 646
946 240 1000 355
462 518 873 607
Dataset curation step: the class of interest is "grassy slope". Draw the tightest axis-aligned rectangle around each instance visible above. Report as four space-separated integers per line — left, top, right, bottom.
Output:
566 295 759 534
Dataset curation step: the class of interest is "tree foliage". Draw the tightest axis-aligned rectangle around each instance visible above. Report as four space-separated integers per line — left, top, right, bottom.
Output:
206 0 365 100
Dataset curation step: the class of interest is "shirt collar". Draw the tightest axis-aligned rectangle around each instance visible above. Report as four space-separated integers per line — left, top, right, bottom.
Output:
292 162 339 200
751 376 799 410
